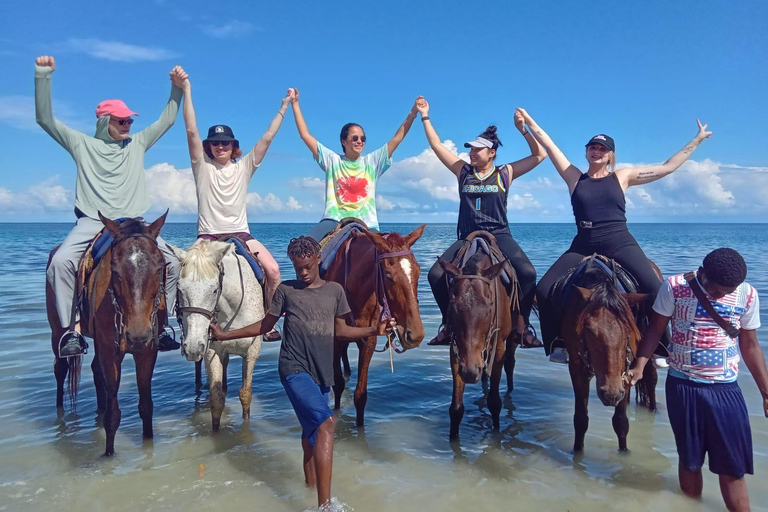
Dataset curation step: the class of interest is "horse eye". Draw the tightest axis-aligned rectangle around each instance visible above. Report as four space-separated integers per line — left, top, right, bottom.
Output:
385 272 393 280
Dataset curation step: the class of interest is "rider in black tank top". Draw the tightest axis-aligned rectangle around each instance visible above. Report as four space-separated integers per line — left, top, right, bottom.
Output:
570 172 626 225
457 163 510 239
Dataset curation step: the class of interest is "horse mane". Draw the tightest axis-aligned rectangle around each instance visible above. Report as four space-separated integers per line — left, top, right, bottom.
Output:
116 218 149 236
179 240 227 280
576 278 641 340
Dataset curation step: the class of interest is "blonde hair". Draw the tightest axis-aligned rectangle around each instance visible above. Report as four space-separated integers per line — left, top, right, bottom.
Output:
607 151 616 172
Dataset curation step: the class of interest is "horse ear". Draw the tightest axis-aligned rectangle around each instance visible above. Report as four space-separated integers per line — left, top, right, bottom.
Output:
363 230 390 253
624 293 653 314
168 244 186 262
210 241 233 264
98 211 121 237
575 285 594 301
146 209 168 239
404 224 426 247
481 260 507 281
438 258 462 278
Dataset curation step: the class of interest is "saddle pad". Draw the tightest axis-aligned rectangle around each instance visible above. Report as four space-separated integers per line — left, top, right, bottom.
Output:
550 255 639 313
456 237 512 287
91 218 129 268
320 222 368 276
226 238 265 283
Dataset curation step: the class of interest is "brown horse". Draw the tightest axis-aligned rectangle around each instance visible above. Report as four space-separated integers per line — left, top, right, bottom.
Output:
562 259 657 452
325 225 426 426
439 253 516 440
46 213 169 456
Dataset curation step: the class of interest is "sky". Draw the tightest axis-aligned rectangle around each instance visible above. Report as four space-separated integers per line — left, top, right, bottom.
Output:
0 0 767 223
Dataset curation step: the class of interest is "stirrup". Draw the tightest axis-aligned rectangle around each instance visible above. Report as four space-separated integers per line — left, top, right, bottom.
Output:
520 324 544 349
427 325 451 346
58 330 88 358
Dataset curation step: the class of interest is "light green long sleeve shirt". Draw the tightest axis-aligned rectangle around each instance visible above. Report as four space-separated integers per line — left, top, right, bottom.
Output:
35 65 183 219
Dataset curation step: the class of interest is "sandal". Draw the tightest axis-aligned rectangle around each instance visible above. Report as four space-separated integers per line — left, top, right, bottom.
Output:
427 326 451 346
520 325 544 348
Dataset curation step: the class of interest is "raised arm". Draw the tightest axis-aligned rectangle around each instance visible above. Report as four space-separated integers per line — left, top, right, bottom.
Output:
517 108 582 193
246 89 294 170
506 109 548 180
615 120 713 189
134 65 186 150
386 98 420 157
334 316 394 341
290 88 319 160
34 56 83 151
180 77 203 162
416 97 465 177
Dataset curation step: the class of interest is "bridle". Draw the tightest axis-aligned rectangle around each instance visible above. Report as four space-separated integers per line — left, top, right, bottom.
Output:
448 273 500 372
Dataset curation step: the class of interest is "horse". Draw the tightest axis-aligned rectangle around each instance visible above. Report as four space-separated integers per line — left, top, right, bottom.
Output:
325 225 426 426
561 257 658 452
46 213 170 456
172 240 264 432
438 252 516 440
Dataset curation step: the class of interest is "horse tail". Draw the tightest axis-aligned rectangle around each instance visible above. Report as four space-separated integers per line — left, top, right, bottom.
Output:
66 355 82 408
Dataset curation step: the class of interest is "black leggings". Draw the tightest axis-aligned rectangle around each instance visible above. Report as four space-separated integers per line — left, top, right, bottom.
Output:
535 226 670 355
428 232 537 325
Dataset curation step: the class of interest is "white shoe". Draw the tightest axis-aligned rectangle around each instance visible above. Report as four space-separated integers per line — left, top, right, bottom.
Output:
549 347 569 364
653 356 669 368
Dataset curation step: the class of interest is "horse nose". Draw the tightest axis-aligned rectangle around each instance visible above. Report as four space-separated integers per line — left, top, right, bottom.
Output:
597 386 626 406
126 328 153 350
406 327 425 346
458 363 483 384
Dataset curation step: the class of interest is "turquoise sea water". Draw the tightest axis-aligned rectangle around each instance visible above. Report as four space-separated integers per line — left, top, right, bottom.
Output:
0 222 766 511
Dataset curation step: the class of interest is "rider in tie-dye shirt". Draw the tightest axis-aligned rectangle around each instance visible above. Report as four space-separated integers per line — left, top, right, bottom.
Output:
289 89 421 241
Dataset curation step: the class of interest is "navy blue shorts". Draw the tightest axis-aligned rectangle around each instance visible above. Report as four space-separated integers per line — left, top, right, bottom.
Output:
666 375 753 478
281 372 333 446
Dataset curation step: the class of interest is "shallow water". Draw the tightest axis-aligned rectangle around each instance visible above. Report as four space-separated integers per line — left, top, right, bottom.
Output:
0 222 766 512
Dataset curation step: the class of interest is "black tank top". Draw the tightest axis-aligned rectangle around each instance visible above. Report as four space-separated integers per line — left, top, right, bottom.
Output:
570 172 627 225
457 164 510 239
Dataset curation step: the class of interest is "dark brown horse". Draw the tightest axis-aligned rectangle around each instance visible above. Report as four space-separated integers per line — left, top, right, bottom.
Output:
562 260 657 452
439 253 516 440
46 213 169 456
325 225 426 426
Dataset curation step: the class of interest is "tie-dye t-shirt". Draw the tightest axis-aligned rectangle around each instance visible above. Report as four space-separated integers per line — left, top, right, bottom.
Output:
315 141 392 231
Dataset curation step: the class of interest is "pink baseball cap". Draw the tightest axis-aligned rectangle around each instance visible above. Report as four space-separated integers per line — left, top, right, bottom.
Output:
95 99 139 119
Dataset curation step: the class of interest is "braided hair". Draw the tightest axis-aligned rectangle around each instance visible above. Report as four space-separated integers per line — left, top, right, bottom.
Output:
287 236 321 260
702 248 747 287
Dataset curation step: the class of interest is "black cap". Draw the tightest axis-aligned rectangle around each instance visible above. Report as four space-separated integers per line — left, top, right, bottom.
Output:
205 125 237 142
585 134 615 152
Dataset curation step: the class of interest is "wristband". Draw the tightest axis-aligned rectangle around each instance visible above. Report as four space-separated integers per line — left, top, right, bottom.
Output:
277 111 285 118
421 116 430 122
521 130 529 136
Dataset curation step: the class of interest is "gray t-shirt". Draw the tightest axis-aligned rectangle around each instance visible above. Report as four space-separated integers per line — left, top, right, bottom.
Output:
270 280 351 386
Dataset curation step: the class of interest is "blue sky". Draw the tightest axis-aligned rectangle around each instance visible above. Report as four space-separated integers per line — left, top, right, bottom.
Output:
1 0 767 222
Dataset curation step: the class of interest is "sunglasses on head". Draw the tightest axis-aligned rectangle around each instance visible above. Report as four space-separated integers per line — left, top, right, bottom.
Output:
113 118 134 126
349 135 366 143
210 141 232 147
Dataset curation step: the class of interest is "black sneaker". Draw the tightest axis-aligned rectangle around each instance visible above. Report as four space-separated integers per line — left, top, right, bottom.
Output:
59 331 88 358
158 331 180 352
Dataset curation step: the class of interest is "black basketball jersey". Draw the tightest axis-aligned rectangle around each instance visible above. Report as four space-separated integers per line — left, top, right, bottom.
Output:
456 163 510 239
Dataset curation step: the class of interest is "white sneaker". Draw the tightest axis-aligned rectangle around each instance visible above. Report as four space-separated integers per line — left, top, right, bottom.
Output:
549 347 569 364
653 356 669 368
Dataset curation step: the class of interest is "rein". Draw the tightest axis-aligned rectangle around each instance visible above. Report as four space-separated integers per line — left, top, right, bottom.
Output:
449 273 501 372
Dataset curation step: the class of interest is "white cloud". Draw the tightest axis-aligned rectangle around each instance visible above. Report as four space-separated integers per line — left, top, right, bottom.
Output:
65 38 178 62
376 195 395 211
292 176 325 189
0 176 73 214
385 140 468 203
0 95 91 132
201 21 255 38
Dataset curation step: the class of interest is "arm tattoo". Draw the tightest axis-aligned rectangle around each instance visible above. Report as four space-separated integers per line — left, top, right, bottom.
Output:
636 170 657 181
682 145 695 155
535 130 543 136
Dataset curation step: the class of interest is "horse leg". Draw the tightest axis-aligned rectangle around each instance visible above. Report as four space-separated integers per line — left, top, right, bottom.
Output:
332 339 347 410
134 348 158 439
504 334 518 393
221 353 230 393
101 349 124 456
206 350 225 432
353 338 375 427
240 345 258 420
613 391 631 452
449 359 466 441
341 343 352 378
195 360 203 395
488 358 504 431
569 362 590 453
92 356 106 412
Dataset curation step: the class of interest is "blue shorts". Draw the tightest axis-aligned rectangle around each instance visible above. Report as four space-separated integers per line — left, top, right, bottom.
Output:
666 375 753 478
281 372 333 446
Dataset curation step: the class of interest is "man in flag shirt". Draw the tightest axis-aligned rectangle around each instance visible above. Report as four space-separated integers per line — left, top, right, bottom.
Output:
629 248 768 512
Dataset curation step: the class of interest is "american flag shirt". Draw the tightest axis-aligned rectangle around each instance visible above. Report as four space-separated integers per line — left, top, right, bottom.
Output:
652 273 761 383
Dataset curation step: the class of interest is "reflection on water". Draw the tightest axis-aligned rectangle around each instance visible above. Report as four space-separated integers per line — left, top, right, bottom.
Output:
0 222 766 511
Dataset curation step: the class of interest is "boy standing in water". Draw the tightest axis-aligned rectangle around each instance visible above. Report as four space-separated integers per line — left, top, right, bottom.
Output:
629 248 768 512
211 236 394 508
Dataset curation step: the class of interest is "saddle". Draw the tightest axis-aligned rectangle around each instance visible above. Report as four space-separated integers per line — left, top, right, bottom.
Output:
549 254 639 316
450 231 516 288
319 218 369 276
226 238 265 284
74 225 123 333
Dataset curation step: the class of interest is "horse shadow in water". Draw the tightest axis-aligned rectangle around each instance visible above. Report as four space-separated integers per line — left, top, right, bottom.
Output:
172 240 264 432
439 248 520 441
560 256 658 453
46 213 170 456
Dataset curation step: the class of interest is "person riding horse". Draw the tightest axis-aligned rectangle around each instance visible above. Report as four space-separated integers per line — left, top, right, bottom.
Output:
36 55 186 357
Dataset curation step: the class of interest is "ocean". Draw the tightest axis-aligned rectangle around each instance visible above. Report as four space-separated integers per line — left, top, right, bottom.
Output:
0 222 765 511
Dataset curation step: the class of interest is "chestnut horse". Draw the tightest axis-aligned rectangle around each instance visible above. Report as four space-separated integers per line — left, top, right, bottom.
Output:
325 225 426 426
46 213 169 456
562 258 657 452
439 253 515 440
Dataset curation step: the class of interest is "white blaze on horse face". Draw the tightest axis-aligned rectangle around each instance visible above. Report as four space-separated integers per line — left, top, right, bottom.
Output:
129 247 147 268
399 258 413 286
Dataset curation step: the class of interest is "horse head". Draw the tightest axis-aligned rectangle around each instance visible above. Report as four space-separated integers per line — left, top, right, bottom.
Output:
173 240 232 362
440 254 507 384
99 211 167 353
363 224 426 350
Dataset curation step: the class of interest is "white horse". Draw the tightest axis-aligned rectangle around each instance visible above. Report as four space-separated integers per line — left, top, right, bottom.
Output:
172 240 264 431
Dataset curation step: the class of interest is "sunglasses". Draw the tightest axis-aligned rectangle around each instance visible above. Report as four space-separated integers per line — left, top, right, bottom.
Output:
113 118 134 126
349 135 366 143
210 141 232 147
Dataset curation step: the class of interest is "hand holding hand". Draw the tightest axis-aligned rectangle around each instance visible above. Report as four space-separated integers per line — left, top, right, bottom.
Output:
170 66 189 89
516 107 534 125
514 110 526 133
282 88 296 107
695 119 713 142
416 97 429 116
36 55 56 72
376 318 396 336
289 87 300 104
